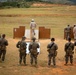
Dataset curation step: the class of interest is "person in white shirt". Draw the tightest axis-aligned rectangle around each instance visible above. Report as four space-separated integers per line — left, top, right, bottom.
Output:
73 25 76 40
30 19 36 39
73 25 76 53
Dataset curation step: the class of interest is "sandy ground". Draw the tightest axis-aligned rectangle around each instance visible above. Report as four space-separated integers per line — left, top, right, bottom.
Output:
0 38 76 75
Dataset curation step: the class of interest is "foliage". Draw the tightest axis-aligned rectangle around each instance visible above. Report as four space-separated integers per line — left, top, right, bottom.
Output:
0 0 32 8
17 1 31 8
0 2 18 8
0 0 76 9
19 0 41 2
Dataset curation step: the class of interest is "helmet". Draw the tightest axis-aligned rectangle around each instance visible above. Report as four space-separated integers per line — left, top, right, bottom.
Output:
74 24 76 27
68 38 71 41
2 34 6 38
51 38 55 41
22 36 26 40
68 25 70 26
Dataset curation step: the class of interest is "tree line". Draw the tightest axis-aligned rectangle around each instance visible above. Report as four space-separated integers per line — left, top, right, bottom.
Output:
0 0 76 8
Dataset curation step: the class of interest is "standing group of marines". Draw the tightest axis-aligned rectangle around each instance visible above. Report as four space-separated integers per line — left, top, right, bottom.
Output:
0 34 75 68
16 36 75 67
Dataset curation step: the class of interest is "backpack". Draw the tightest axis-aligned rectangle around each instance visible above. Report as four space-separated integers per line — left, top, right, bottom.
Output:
66 43 73 55
30 42 38 55
0 38 7 50
19 41 26 53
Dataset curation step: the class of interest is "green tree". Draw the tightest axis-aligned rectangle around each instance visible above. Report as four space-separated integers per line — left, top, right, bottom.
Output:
26 0 41 2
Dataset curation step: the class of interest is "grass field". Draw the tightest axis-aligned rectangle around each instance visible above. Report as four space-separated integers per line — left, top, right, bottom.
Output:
0 5 76 38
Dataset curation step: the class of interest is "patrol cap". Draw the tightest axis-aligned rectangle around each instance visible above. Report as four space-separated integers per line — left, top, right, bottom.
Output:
74 24 76 27
68 25 70 26
31 37 36 40
51 38 55 41
22 36 26 40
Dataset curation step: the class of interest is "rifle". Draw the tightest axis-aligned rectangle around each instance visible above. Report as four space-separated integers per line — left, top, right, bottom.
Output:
65 43 71 51
47 43 54 52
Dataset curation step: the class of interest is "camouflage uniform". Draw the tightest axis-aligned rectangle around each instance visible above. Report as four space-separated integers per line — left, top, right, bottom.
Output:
29 38 39 66
0 34 8 62
64 40 74 65
47 38 58 66
65 25 71 40
16 37 27 65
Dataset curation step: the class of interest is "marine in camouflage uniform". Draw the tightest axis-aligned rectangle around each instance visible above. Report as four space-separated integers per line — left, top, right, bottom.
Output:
16 36 27 65
65 25 71 40
47 38 58 66
29 37 39 66
0 34 8 62
64 38 74 65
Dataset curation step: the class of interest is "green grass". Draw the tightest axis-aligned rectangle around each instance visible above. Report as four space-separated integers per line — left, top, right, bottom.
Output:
0 5 76 38
0 7 76 15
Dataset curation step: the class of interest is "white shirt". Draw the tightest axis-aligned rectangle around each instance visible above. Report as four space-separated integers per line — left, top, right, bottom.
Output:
30 21 36 29
73 26 76 34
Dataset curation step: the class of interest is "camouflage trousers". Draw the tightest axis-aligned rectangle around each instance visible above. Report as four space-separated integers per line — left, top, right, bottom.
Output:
30 54 37 65
0 50 6 61
65 32 70 40
19 52 26 64
48 54 56 66
65 55 73 64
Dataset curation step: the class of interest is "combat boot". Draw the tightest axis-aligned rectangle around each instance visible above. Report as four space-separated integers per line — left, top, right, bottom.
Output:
18 61 21 66
64 63 68 66
70 63 73 66
48 63 51 68
54 64 56 66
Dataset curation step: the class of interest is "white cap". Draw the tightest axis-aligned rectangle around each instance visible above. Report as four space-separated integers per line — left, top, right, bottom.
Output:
31 19 34 22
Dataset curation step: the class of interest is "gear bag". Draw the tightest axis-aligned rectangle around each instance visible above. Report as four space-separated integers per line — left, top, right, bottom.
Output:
66 43 74 55
30 42 38 55
48 43 57 56
20 41 26 53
